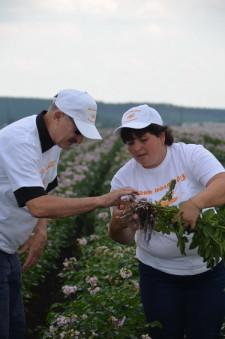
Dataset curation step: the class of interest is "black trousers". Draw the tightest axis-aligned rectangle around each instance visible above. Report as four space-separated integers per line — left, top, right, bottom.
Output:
139 261 225 339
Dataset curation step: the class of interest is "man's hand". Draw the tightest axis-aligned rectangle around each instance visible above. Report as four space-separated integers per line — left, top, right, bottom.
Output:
99 188 137 208
19 219 48 272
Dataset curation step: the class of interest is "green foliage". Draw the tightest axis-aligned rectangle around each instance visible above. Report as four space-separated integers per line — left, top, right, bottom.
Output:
40 217 149 339
135 201 225 268
21 137 124 304
130 180 225 268
20 130 225 338
202 134 225 146
21 217 77 302
159 179 176 202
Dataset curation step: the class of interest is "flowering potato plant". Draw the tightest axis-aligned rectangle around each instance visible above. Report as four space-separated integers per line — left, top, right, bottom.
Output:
42 215 152 338
23 130 225 338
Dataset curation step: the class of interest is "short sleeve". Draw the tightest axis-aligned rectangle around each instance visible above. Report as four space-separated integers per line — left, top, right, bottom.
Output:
111 174 124 190
186 144 225 186
0 140 44 192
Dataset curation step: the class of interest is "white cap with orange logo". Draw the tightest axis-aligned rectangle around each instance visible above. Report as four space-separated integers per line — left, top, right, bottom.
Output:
53 89 102 140
114 104 163 133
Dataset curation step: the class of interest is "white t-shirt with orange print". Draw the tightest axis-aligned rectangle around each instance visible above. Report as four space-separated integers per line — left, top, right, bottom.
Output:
0 115 61 253
111 142 225 275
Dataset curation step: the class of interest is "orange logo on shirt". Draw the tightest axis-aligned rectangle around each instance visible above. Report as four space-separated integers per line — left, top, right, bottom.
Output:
135 174 187 206
40 161 57 174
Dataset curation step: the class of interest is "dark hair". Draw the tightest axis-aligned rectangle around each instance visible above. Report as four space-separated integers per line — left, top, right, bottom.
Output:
120 124 174 146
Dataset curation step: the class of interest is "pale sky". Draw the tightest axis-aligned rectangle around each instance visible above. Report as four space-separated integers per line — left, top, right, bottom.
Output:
1 0 225 108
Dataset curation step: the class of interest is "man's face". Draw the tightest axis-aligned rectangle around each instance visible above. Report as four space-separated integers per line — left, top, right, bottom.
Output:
54 113 84 149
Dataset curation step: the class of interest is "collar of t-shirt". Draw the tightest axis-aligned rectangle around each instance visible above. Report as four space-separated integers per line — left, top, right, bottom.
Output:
14 111 58 207
36 111 55 152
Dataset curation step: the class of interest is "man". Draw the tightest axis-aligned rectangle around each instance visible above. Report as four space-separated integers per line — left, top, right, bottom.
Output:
0 89 135 339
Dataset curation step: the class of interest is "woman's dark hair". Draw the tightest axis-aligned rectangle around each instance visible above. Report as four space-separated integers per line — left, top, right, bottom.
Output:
120 124 174 146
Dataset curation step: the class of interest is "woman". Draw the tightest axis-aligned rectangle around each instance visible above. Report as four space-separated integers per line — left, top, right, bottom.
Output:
109 104 225 339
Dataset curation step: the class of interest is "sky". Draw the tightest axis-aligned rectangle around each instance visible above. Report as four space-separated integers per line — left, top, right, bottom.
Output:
1 0 225 108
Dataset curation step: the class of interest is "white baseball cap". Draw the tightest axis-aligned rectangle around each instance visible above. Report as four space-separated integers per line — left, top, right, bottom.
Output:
114 104 163 133
53 89 102 140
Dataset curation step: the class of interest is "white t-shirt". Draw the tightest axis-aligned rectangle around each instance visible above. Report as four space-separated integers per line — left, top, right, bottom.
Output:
111 142 225 275
0 114 61 253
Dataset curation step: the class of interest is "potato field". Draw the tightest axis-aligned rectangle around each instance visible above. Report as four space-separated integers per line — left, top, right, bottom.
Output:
22 125 225 339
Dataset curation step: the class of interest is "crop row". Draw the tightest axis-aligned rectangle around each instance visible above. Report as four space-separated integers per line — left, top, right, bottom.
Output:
22 130 225 338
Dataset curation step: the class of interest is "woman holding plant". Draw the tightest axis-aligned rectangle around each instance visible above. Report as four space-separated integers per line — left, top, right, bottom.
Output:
109 104 225 339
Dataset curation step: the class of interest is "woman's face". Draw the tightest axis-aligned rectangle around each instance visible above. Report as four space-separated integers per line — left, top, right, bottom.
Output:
126 132 167 168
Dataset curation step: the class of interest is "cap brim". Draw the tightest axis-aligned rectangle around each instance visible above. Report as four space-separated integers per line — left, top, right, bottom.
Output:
113 121 150 134
75 119 102 140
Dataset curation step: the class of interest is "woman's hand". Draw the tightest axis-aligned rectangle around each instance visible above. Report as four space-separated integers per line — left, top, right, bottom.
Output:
108 203 139 244
178 199 201 231
113 203 139 229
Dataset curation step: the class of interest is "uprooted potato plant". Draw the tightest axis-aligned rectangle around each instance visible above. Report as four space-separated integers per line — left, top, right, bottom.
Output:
119 180 225 268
